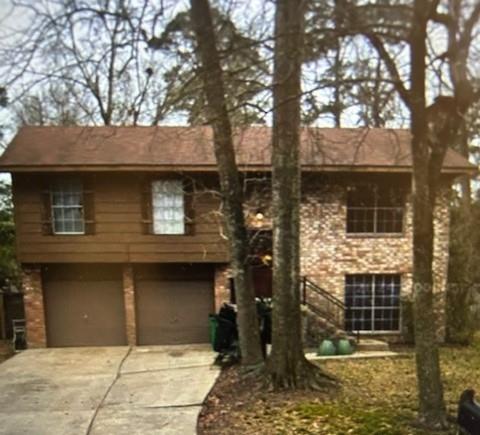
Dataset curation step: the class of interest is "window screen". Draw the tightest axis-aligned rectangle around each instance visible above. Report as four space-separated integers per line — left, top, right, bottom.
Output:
51 180 85 234
152 180 185 235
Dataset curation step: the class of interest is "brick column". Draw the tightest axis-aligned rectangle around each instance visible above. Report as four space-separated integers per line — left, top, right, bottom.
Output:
122 264 137 346
22 265 47 348
214 265 231 312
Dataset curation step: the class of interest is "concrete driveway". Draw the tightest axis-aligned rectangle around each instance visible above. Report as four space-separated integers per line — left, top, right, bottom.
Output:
0 345 219 435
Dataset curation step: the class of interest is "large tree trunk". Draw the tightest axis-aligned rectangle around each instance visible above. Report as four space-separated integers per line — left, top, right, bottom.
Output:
190 0 263 366
411 156 447 427
269 0 331 389
410 0 447 427
446 118 475 344
346 0 479 426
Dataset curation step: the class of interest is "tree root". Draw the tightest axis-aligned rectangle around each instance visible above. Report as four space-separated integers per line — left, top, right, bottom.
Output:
284 358 338 391
229 347 340 394
230 355 338 398
238 361 267 378
267 355 339 392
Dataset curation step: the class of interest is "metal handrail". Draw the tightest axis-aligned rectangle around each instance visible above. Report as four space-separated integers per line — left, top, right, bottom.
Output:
301 276 346 310
304 300 336 324
301 276 358 339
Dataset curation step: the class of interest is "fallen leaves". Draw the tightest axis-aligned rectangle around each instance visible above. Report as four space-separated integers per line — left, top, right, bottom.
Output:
198 337 480 434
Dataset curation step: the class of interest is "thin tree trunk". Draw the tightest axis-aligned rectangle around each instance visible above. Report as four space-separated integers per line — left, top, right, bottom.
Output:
333 42 342 127
458 121 472 212
269 0 332 389
372 60 383 128
410 0 447 426
189 0 263 366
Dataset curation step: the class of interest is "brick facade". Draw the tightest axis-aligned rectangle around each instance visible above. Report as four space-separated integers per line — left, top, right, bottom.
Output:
299 181 450 341
122 264 137 345
21 265 47 348
214 180 451 342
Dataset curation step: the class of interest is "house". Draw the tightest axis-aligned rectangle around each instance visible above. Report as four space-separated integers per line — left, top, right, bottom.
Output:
0 126 474 348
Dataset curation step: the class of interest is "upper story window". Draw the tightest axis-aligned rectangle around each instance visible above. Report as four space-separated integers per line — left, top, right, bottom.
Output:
152 180 185 235
51 180 85 234
346 184 404 234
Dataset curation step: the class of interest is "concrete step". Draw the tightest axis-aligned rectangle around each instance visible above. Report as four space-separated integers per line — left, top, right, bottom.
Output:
307 350 407 361
355 338 389 352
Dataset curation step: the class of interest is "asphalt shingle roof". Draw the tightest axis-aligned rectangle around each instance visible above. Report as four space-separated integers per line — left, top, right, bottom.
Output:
0 126 474 173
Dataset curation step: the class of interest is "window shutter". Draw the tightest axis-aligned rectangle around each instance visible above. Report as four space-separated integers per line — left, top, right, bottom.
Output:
184 180 195 236
83 176 96 235
40 181 53 236
141 178 153 234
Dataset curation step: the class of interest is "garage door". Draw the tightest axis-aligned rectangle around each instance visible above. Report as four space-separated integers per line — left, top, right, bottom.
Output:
135 264 214 345
43 265 126 347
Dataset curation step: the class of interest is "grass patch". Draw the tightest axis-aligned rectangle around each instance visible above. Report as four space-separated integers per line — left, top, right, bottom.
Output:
292 402 411 435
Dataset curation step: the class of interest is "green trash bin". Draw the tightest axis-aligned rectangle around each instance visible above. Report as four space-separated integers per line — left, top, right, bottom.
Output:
208 314 218 350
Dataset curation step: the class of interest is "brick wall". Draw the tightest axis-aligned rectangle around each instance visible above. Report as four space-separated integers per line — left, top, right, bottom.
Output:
21 265 47 348
299 180 450 341
214 179 451 342
300 182 413 297
122 264 137 345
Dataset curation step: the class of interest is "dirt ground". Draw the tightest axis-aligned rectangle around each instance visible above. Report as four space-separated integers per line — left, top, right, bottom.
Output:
198 340 480 435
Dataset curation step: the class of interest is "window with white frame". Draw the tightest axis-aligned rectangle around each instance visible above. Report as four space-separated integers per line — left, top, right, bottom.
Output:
152 180 185 234
346 184 404 234
345 274 401 332
51 180 85 234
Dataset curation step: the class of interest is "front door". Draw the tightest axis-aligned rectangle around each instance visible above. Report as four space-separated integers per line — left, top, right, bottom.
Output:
252 265 272 298
249 229 272 298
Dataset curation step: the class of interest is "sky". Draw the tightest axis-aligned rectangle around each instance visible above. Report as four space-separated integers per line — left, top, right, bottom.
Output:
0 0 31 182
0 0 14 31
0 0 29 38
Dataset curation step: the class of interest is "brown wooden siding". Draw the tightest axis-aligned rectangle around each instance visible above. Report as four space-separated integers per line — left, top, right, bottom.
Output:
12 173 229 263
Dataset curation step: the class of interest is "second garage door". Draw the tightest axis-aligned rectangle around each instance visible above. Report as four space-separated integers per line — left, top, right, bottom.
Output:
135 264 214 345
43 264 127 347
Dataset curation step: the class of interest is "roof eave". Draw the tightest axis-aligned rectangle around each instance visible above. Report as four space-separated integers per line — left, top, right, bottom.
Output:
0 163 476 175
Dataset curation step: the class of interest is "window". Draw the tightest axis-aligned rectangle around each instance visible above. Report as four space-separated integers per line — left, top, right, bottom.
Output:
51 180 85 234
346 184 404 233
345 274 401 332
152 180 185 234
